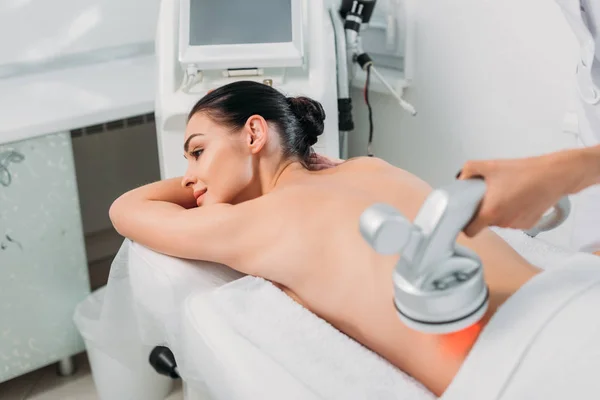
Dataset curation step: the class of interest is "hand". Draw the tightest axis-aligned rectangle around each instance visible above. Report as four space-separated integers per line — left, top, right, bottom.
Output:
458 150 586 237
308 153 345 171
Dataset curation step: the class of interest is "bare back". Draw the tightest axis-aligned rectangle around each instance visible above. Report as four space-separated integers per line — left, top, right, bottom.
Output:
230 157 540 396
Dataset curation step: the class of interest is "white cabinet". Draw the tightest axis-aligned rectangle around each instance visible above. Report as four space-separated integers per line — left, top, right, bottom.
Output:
0 132 90 382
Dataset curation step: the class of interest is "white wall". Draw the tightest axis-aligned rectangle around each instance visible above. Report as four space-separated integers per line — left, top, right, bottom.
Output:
0 0 161 66
348 0 581 248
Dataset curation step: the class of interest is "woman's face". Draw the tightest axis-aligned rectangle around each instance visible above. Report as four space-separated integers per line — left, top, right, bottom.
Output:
182 112 257 206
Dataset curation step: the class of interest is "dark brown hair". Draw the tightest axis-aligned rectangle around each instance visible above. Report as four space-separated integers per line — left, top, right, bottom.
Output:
188 80 326 166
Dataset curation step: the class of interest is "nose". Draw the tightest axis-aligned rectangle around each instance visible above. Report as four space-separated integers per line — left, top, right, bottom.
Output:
181 174 197 188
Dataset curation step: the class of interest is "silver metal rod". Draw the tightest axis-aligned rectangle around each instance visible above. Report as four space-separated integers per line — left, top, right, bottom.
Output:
329 7 350 99
330 6 353 158
370 65 417 116
339 131 349 159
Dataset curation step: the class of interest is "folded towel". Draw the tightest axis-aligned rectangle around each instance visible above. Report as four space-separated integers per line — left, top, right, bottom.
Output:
201 276 436 400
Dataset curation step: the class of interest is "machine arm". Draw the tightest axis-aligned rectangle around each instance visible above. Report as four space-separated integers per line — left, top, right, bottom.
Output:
340 0 417 116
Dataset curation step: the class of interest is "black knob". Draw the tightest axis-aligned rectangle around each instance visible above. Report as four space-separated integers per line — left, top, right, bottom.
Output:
149 346 180 379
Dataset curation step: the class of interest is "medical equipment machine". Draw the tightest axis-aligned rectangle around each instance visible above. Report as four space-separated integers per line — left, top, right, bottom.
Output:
340 0 415 116
155 0 340 179
359 179 571 334
155 0 416 175
339 0 417 156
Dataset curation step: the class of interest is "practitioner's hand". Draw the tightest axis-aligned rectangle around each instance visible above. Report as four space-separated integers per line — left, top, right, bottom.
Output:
308 153 345 171
458 150 588 237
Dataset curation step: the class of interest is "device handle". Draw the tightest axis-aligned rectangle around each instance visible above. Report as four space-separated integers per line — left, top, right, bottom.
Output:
360 179 488 269
454 170 572 237
523 196 571 237
360 179 571 262
359 203 415 255
409 179 487 274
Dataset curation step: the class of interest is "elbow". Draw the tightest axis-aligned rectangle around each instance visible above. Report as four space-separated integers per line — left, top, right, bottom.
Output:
109 195 128 236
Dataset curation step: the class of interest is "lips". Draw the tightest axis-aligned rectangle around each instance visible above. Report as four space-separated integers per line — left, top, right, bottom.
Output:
193 188 207 206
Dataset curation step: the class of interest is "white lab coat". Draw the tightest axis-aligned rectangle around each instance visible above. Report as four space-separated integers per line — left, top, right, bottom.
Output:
555 0 600 253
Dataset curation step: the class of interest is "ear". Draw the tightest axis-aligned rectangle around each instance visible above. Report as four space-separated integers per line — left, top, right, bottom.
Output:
243 115 269 154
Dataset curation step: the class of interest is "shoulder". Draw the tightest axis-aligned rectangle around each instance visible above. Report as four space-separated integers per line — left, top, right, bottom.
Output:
338 156 407 178
341 156 395 171
338 156 433 192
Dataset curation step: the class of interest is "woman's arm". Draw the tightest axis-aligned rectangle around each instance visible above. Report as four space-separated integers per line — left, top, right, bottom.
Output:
580 144 600 188
118 177 198 209
458 144 600 236
109 178 249 267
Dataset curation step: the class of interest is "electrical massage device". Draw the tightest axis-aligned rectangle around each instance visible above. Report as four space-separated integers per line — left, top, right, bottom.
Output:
359 178 571 335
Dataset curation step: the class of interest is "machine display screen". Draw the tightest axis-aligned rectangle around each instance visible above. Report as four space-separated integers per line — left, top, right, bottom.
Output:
189 0 293 46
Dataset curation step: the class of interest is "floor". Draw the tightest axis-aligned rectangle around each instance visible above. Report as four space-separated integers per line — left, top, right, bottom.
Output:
0 352 184 400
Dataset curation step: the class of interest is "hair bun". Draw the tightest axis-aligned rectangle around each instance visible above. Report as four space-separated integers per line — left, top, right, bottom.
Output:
287 96 326 146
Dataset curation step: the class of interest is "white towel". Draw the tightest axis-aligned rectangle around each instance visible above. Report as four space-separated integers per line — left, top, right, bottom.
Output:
204 277 436 400
490 227 573 269
180 229 577 400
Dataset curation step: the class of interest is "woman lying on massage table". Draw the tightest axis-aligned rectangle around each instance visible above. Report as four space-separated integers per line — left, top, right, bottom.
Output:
109 81 554 396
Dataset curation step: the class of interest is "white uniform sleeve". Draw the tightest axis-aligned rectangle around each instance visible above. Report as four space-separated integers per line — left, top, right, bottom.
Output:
555 0 600 252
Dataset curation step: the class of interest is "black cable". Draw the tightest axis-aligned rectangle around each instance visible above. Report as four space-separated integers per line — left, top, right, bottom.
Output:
364 63 374 157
